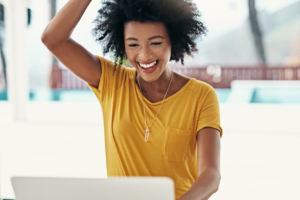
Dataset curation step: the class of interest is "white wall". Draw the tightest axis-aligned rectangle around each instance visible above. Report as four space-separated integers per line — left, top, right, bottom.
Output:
0 102 106 199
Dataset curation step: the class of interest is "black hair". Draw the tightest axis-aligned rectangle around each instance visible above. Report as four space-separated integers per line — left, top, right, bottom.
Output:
92 0 207 68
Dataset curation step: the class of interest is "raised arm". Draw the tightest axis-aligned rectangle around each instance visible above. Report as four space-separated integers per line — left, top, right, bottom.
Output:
41 0 101 88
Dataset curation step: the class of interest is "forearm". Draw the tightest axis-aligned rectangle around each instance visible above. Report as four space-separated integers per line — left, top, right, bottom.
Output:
178 168 221 200
41 0 92 48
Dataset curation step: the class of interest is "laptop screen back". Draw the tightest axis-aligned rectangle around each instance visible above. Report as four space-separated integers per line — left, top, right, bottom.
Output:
11 177 175 200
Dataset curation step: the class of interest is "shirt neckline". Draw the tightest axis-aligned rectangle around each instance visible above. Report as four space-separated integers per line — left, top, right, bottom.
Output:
132 68 195 106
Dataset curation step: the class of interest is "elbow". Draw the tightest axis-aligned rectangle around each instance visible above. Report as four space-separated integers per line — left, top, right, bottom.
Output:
41 30 58 50
203 168 221 193
41 34 47 45
214 172 221 193
41 26 49 44
41 31 52 49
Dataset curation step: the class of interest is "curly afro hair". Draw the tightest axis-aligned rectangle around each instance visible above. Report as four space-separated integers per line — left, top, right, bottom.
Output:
92 0 207 67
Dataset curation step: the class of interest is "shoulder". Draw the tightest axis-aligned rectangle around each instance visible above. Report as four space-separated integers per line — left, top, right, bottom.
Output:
96 55 133 77
189 80 217 104
174 71 214 94
173 71 219 106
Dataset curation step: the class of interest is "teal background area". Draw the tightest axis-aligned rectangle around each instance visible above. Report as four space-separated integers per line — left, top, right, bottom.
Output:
1 88 300 103
215 89 231 103
0 89 230 102
29 89 98 102
0 89 8 100
251 88 300 103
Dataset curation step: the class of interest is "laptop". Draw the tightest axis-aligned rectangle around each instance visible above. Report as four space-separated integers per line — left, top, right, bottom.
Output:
11 177 175 200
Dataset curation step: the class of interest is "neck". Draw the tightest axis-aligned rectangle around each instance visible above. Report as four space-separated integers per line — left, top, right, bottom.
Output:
137 67 173 95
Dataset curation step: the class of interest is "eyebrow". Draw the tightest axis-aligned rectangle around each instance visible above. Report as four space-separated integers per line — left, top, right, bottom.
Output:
148 35 164 40
125 35 164 41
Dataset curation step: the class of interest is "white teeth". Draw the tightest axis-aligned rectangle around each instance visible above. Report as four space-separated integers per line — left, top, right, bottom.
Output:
139 61 157 68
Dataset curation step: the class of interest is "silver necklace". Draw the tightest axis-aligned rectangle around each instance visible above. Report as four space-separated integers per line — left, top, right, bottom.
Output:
137 71 173 142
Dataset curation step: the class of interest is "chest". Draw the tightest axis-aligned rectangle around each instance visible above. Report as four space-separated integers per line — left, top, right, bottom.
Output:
111 84 198 143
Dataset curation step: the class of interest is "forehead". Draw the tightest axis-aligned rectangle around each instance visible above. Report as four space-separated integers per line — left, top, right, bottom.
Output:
124 21 169 40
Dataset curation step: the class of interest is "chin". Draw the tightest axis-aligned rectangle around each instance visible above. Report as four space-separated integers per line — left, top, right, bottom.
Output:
140 68 163 83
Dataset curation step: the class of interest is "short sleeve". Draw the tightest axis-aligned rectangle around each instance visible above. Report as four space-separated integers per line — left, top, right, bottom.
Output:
86 55 127 104
196 87 223 138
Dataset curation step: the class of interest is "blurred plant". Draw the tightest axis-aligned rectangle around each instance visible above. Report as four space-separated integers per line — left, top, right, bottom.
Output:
116 56 130 66
248 0 266 65
27 8 32 26
0 3 6 89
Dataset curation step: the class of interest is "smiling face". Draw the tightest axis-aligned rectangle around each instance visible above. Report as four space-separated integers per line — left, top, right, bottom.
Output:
124 21 172 82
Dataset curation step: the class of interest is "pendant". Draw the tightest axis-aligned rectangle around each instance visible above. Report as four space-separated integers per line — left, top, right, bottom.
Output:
145 126 150 142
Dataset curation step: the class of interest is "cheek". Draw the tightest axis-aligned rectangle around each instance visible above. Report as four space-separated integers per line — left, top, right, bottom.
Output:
125 49 136 62
158 46 171 61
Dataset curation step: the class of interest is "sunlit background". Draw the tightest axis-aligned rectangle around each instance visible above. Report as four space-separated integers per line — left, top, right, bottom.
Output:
0 0 300 199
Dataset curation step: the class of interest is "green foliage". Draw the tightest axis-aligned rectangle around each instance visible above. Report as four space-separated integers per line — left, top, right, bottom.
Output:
0 4 4 22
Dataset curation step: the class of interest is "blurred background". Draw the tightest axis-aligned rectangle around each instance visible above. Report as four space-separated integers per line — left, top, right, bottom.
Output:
0 0 299 199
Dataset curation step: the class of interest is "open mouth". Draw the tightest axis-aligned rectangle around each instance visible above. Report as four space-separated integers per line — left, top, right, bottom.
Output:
137 60 158 70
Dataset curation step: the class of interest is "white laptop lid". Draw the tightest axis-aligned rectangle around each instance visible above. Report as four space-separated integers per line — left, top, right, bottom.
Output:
11 177 175 200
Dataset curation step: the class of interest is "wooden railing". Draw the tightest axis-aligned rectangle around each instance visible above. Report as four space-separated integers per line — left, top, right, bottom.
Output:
173 65 300 88
50 65 300 89
50 64 89 89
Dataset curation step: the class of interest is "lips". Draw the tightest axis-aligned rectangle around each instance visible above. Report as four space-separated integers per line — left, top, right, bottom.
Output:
137 60 159 74
138 60 158 69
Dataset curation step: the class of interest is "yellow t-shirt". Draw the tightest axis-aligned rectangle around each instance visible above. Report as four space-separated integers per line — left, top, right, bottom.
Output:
87 56 222 199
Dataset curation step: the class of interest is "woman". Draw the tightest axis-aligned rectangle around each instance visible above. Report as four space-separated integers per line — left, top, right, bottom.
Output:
41 0 223 199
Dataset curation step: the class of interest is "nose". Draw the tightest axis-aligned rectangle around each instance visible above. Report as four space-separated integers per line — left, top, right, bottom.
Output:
139 46 153 61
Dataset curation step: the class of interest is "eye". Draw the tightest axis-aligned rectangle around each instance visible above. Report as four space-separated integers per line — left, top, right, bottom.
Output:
151 42 163 46
129 44 139 47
